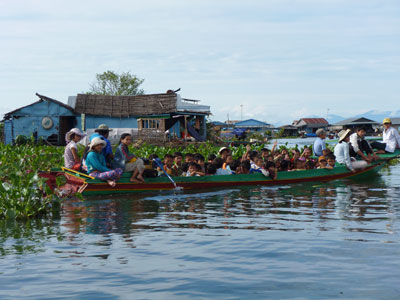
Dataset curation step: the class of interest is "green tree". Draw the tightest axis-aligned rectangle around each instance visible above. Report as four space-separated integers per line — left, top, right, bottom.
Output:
88 70 145 96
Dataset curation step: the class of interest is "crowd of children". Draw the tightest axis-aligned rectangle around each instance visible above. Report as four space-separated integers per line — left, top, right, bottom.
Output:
63 124 342 187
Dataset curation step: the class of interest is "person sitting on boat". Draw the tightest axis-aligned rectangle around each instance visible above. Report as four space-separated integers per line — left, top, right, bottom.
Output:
89 124 114 166
326 154 336 168
299 147 316 169
86 137 123 187
349 127 378 163
219 147 230 162
208 154 216 164
222 154 234 172
313 129 327 157
194 154 206 173
237 160 251 174
249 156 264 173
206 163 217 175
289 149 301 170
371 118 400 153
64 128 86 171
214 157 232 175
261 148 270 162
112 133 145 183
172 152 183 176
184 153 195 163
334 129 368 173
158 154 174 176
317 156 332 169
185 162 204 176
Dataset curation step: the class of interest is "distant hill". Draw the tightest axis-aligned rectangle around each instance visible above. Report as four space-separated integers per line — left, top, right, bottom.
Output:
351 110 400 123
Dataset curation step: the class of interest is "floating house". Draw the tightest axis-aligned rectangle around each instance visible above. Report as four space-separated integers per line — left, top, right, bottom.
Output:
332 117 379 134
2 93 77 145
293 118 329 135
278 125 299 137
2 92 210 145
233 119 272 132
386 118 400 130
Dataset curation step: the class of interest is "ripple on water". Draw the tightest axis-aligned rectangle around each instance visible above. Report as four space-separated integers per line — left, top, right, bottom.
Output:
1 165 400 299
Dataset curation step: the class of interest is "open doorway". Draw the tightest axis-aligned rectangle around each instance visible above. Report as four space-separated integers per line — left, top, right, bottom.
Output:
59 116 76 145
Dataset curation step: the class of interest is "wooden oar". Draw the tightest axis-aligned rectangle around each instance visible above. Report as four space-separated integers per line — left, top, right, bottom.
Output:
61 167 95 180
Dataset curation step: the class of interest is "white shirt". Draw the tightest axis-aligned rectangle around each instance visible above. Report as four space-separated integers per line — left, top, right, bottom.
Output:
383 127 400 153
334 142 353 170
349 132 367 153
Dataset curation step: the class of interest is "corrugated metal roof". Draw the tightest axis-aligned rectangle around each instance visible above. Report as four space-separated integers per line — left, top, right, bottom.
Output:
300 118 329 125
234 118 271 127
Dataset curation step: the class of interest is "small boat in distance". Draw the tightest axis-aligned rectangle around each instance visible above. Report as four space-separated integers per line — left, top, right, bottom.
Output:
40 150 400 197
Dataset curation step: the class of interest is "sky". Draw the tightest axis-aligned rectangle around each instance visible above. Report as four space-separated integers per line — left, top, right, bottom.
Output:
1 0 399 125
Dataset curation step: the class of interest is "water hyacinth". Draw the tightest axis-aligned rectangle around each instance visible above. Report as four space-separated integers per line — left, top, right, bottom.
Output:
0 143 63 220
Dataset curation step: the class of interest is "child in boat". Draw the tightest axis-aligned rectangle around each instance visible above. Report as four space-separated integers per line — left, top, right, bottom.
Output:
237 160 251 174
317 156 332 169
184 153 195 163
113 133 145 183
172 152 183 176
289 149 300 170
326 154 336 168
214 157 231 175
222 154 233 172
300 147 316 170
219 147 230 162
64 128 86 170
206 163 217 175
208 154 216 164
86 137 123 187
185 162 204 176
261 148 270 162
159 154 174 176
194 154 206 172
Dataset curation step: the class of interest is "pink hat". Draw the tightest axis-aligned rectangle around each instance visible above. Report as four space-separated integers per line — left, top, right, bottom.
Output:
65 128 86 143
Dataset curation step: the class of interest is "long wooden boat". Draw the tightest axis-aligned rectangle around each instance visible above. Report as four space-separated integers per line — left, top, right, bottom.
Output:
41 151 400 196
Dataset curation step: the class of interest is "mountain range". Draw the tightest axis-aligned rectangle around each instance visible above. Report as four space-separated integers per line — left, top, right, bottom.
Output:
305 110 400 126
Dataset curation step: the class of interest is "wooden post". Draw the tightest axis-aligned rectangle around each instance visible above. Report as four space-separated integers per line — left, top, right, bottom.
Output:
184 115 187 146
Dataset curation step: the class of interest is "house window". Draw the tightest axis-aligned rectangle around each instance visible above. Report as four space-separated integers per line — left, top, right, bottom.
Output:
140 119 161 129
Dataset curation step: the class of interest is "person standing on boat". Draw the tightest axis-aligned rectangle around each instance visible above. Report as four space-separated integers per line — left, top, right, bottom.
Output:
313 129 327 157
89 124 114 166
86 137 123 187
334 129 368 173
370 118 400 153
349 127 378 163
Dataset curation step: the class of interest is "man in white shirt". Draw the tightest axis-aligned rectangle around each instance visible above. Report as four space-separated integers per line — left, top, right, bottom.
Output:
334 129 368 172
349 127 377 163
371 118 400 153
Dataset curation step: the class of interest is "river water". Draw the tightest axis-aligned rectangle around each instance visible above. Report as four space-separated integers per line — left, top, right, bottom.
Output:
1 139 400 299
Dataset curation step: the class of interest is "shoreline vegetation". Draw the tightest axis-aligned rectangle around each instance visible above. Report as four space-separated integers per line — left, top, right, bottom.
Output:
0 136 393 220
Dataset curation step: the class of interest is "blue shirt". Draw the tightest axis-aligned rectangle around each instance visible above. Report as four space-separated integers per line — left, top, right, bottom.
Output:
90 133 113 161
313 137 326 157
86 151 110 173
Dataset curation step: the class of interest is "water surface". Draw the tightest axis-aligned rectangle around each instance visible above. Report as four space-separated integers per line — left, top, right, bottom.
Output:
1 163 399 299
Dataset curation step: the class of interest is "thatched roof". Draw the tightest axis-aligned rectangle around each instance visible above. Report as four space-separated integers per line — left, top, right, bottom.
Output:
74 93 177 117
